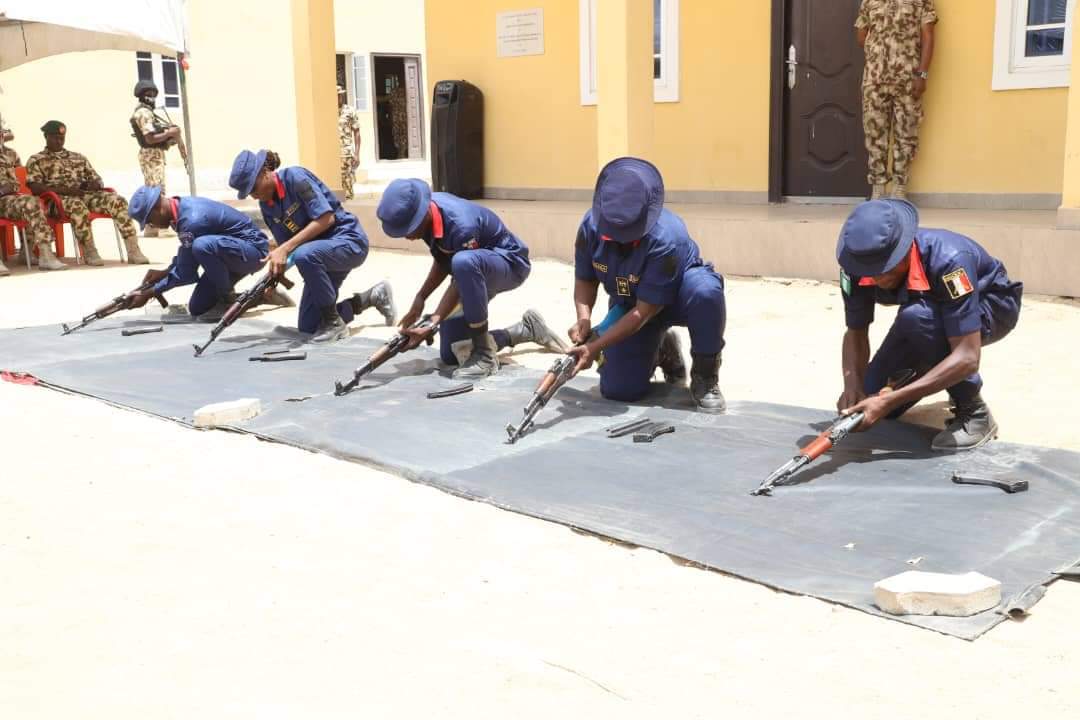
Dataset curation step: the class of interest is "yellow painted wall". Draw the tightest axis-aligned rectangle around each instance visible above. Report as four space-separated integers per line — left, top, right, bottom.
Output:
653 0 771 192
0 0 302 196
185 0 300 186
291 0 340 190
914 0 1067 194
425 0 598 190
1060 29 1080 208
334 0 428 174
0 50 144 183
425 0 1069 197
595 0 655 164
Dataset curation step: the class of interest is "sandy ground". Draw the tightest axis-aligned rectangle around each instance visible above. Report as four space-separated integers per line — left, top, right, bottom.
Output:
2 230 1079 719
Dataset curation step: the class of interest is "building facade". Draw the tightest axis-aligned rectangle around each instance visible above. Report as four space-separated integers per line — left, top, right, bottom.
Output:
425 0 1080 216
0 0 428 199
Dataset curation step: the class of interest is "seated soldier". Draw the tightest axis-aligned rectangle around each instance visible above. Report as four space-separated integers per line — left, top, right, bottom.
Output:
25 120 149 266
0 124 65 274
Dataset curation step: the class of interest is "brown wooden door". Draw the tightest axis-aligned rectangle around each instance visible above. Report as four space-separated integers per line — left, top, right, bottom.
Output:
782 0 869 198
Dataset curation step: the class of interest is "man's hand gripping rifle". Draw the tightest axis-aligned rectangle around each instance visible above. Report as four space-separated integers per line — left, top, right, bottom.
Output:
751 369 917 496
504 304 627 445
61 279 168 335
333 317 440 396
192 269 295 357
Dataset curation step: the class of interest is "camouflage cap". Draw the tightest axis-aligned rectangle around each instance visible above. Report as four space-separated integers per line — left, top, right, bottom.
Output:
41 120 66 135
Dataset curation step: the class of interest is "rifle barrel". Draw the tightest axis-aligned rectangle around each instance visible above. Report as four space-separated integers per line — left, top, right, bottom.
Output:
61 275 170 336
332 322 435 397
334 360 375 396
503 356 575 444
751 368 914 496
751 455 810 496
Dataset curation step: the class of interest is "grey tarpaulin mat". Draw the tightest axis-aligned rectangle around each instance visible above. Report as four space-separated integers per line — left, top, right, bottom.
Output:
3 317 1080 639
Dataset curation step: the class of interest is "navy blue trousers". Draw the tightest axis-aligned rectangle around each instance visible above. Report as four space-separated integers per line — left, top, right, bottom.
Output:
599 265 726 402
438 249 530 365
188 235 265 316
293 235 368 334
865 294 1021 417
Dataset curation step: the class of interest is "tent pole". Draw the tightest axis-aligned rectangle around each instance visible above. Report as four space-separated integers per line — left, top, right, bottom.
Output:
178 56 197 196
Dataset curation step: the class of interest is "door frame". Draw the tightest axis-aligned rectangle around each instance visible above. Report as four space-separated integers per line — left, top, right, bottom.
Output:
768 0 869 202
369 52 426 163
767 0 786 203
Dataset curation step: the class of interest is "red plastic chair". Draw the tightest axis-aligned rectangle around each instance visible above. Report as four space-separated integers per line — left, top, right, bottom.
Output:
0 209 24 263
1 166 64 269
38 183 125 264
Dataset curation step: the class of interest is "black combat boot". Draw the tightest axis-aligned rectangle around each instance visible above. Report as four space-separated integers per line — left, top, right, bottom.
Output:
656 329 688 385
453 322 499 380
689 352 725 413
312 305 349 343
931 393 998 451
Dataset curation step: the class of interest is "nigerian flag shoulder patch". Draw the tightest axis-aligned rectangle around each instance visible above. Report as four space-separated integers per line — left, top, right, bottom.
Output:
942 268 974 299
840 269 853 296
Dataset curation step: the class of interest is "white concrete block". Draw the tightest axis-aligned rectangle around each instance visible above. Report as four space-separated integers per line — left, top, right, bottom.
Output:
874 571 1002 617
193 398 262 428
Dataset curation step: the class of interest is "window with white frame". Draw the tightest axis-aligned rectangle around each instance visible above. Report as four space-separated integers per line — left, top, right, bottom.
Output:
135 52 181 109
336 52 371 112
579 0 680 105
351 54 370 112
992 0 1076 90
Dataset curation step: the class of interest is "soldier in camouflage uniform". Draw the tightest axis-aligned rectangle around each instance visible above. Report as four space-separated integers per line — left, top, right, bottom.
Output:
0 123 66 274
0 121 12 275
25 121 149 266
390 85 409 159
338 85 361 200
856 0 937 200
131 80 187 238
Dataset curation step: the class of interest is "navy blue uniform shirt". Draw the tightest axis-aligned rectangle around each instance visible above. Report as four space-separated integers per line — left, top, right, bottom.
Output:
154 196 269 295
574 208 706 307
259 166 368 248
423 192 529 273
842 228 1020 338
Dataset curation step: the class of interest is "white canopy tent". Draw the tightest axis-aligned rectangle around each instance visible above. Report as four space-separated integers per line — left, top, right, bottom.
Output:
0 0 196 192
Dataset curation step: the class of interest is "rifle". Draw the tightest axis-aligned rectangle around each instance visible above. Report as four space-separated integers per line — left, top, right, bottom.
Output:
192 270 295 357
751 368 917 497
504 304 628 445
131 104 190 178
505 354 576 444
131 105 181 150
333 317 439 396
61 280 168 335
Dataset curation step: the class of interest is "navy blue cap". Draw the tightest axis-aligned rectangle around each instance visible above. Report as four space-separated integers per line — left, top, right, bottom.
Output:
837 199 919 277
229 149 268 200
128 185 163 229
377 178 432 237
592 157 665 244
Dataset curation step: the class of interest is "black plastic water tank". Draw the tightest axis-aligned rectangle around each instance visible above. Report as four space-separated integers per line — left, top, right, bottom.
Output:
430 80 483 199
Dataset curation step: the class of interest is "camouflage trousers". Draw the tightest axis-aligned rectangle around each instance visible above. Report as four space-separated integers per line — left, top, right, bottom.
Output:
340 154 356 200
862 82 923 186
49 191 137 248
139 146 166 192
0 193 53 249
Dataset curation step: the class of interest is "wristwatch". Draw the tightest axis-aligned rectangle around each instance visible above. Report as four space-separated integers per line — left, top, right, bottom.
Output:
914 70 929 80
